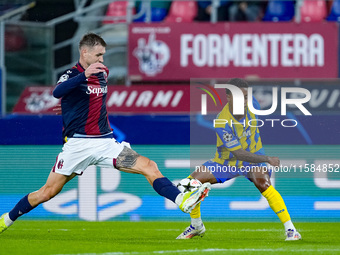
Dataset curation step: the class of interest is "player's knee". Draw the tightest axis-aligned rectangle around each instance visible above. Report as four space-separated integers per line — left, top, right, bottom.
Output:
144 159 162 177
255 179 271 193
148 160 160 173
192 168 218 184
39 192 52 203
39 186 59 203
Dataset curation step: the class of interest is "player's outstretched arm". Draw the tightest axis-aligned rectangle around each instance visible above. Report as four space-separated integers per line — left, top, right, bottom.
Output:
231 148 280 166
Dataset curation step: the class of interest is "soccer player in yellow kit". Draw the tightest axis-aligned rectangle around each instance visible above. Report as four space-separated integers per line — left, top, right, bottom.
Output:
177 78 301 241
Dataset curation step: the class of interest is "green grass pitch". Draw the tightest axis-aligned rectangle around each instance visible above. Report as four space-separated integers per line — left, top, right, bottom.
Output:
0 221 339 255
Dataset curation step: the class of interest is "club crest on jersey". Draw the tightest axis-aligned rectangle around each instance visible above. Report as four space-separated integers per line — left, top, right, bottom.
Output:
86 86 108 96
57 159 64 169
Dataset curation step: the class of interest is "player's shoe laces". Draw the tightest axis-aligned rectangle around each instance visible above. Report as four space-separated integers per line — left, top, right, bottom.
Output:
0 213 10 234
285 229 301 241
176 224 206 239
179 183 211 213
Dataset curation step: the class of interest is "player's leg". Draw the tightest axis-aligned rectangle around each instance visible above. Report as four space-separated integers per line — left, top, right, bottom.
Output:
177 164 221 239
1 137 99 234
190 165 218 226
191 165 219 184
0 171 76 234
27 171 76 207
248 166 301 241
113 146 211 213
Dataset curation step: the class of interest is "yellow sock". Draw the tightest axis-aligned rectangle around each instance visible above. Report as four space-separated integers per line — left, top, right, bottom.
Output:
187 175 201 219
190 202 201 218
262 185 291 224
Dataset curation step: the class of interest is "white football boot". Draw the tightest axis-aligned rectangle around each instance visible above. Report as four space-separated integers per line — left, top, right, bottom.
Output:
176 224 206 239
285 229 302 241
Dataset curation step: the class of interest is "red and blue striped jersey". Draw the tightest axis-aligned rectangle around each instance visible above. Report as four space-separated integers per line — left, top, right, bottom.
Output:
53 62 112 141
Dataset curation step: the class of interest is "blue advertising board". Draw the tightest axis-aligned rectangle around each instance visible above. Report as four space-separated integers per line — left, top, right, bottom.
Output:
0 67 2 115
0 145 339 221
0 114 339 145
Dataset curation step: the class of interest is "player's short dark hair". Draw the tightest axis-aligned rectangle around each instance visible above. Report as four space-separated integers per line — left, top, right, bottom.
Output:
225 78 249 95
79 33 106 50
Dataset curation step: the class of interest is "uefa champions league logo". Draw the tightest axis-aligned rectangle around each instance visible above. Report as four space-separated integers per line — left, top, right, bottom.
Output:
133 33 170 76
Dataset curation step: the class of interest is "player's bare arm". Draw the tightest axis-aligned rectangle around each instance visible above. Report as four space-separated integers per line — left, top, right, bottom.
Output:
231 148 280 166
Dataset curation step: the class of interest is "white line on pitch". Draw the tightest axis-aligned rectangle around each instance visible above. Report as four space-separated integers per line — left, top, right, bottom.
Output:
55 248 340 255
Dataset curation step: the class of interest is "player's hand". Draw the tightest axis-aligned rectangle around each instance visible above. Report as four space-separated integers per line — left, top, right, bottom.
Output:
52 104 62 115
268 156 280 167
85 63 106 78
205 5 212 14
239 2 248 11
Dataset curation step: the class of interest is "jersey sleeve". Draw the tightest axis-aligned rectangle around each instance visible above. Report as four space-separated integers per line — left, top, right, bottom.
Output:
53 68 86 98
253 96 261 110
215 125 242 151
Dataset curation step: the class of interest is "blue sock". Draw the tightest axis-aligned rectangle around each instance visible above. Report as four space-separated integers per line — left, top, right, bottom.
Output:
153 177 181 203
9 194 34 221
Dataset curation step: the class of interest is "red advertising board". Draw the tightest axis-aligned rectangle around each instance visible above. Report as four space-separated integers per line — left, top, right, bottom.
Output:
13 85 191 114
13 87 61 114
128 23 338 81
13 83 340 115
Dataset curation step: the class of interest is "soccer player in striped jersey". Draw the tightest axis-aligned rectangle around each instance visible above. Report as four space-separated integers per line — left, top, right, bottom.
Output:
177 78 301 241
0 33 210 234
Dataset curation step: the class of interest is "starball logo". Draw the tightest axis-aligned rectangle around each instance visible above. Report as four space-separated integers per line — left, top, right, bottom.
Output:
199 84 312 128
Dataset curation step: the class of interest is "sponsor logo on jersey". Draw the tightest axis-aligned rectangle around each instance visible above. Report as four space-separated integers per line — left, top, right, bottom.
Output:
240 129 251 139
86 86 108 96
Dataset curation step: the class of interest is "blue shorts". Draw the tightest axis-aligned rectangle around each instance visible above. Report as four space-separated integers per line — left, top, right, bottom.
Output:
202 149 271 183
